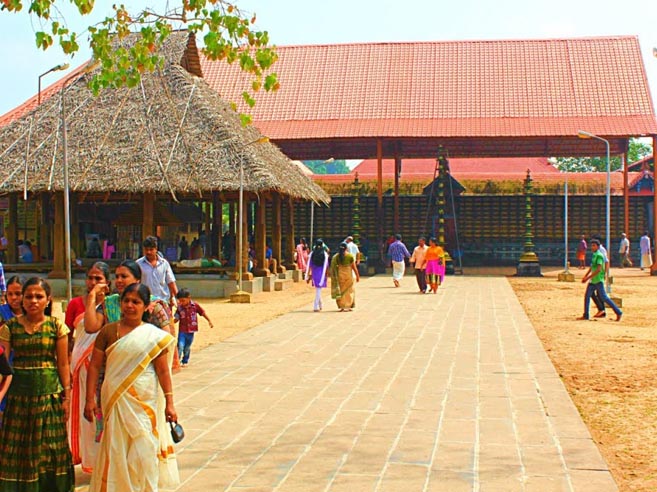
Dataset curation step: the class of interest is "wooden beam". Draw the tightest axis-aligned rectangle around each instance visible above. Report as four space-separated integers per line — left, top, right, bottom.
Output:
142 192 155 239
212 191 222 260
254 198 268 275
394 153 401 233
286 197 296 269
377 138 383 244
49 192 66 278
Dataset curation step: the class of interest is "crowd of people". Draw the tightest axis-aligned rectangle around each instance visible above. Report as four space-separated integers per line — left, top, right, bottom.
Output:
0 235 216 491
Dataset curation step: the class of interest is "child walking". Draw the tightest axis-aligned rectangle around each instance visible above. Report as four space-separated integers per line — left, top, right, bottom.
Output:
174 288 213 367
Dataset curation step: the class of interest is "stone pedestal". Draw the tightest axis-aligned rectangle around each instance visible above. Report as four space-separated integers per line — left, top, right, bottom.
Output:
516 261 542 277
230 291 251 303
557 271 575 282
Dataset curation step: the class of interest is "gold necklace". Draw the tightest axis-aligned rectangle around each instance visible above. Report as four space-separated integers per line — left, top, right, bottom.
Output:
23 316 45 335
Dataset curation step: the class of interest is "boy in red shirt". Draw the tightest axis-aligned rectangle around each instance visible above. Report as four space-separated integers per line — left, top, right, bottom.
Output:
174 289 214 367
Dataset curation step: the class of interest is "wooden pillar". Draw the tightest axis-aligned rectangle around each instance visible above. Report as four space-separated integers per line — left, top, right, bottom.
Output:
622 152 629 237
272 193 282 270
254 198 268 276
71 192 81 258
50 192 66 277
652 135 657 275
204 200 212 257
394 154 401 234
376 138 384 245
286 197 296 269
142 192 155 239
241 198 250 278
212 192 222 259
6 193 18 263
229 202 236 237
38 194 51 260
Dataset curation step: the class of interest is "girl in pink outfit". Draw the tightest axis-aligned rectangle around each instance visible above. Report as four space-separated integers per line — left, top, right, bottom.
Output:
296 238 309 271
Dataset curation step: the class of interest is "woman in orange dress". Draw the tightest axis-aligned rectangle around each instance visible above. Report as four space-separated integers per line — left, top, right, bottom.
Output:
424 237 445 294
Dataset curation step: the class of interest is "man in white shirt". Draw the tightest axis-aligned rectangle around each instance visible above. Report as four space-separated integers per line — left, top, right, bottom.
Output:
136 236 178 308
618 233 632 268
345 236 360 265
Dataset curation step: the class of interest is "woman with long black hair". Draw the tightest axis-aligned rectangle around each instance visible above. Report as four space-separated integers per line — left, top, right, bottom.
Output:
305 239 330 312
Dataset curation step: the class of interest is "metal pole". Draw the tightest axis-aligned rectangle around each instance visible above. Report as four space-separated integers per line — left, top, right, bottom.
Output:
238 158 244 292
564 172 569 272
605 138 611 294
61 91 72 301
309 201 314 247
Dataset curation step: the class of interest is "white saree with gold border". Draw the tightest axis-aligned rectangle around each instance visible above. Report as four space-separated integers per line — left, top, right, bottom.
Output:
89 323 179 492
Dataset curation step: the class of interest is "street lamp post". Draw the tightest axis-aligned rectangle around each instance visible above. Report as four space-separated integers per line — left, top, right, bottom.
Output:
38 64 69 105
577 130 611 292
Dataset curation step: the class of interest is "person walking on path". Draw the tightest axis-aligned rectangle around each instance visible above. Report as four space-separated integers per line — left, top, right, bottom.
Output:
345 236 361 265
409 236 429 293
425 238 445 294
84 283 179 492
0 277 75 491
306 239 330 312
387 234 411 287
640 231 652 271
296 238 309 272
618 233 632 268
578 239 622 322
330 242 359 312
576 235 587 269
590 234 610 318
174 288 213 367
137 236 178 309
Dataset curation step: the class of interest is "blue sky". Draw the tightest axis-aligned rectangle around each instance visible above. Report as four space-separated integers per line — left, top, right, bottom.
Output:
1 0 656 116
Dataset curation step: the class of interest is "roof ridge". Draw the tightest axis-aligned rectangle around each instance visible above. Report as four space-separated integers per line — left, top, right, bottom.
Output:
270 35 640 50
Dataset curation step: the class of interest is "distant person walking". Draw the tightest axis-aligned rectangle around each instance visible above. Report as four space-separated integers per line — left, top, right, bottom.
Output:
387 234 411 288
590 234 609 318
425 238 445 294
306 239 330 312
137 235 178 309
330 242 359 312
296 238 309 272
345 236 360 265
576 235 587 269
578 239 622 322
409 236 429 293
618 233 632 268
174 288 213 367
640 231 652 271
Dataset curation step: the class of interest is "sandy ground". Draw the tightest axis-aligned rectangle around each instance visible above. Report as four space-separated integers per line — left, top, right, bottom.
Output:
53 266 656 491
509 266 657 492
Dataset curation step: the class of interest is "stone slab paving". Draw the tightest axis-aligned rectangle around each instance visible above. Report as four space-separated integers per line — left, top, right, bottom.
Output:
75 275 618 491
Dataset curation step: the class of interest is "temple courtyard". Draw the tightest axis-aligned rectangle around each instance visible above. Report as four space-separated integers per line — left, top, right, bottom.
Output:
68 266 657 491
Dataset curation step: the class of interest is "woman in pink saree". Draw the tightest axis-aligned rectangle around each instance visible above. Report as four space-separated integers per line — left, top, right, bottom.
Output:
84 283 179 491
296 238 309 271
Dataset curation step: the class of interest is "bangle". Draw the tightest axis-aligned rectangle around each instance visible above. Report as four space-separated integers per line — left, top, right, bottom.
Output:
164 392 173 396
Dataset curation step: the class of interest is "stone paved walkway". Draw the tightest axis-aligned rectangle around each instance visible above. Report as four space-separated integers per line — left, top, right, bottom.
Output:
76 275 618 491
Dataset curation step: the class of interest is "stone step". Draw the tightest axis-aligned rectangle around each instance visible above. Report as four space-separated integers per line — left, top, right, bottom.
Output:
274 278 292 291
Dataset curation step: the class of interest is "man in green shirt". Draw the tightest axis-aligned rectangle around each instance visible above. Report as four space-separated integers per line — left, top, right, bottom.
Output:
578 239 622 321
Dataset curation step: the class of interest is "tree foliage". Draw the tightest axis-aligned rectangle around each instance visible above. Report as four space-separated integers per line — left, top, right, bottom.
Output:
555 138 652 172
1 0 278 122
303 160 351 174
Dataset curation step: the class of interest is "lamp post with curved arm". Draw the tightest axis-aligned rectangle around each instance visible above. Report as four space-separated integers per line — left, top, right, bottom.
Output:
577 130 612 293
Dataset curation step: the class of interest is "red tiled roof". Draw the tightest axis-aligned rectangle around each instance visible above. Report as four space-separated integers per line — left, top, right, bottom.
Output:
0 62 90 127
351 157 557 179
201 37 657 140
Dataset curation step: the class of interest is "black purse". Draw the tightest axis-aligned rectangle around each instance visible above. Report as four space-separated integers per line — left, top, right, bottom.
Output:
169 421 185 443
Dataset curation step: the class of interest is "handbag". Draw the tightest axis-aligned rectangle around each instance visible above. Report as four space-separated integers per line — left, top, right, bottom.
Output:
169 421 185 443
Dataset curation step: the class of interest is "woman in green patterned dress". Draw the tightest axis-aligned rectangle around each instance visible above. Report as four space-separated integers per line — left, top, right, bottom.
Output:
0 277 74 491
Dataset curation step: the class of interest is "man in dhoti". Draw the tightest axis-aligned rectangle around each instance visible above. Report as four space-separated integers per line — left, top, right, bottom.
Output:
387 234 411 287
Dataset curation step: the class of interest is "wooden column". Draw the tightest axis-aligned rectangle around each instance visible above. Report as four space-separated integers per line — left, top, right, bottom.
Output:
6 193 18 263
377 139 384 245
38 194 51 260
254 198 268 276
70 192 81 258
272 193 282 271
212 192 222 259
229 202 236 237
204 200 212 257
394 155 401 234
142 192 155 239
652 134 657 275
50 192 66 277
622 152 629 237
286 197 296 269
241 198 251 279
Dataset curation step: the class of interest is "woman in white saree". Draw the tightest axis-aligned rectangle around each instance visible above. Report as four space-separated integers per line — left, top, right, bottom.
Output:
84 283 179 492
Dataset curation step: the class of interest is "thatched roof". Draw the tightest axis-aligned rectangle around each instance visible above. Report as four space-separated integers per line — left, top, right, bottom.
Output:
0 32 330 204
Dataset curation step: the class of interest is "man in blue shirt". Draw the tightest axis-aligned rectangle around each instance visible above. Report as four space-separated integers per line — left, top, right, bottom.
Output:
387 234 411 288
136 236 178 308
